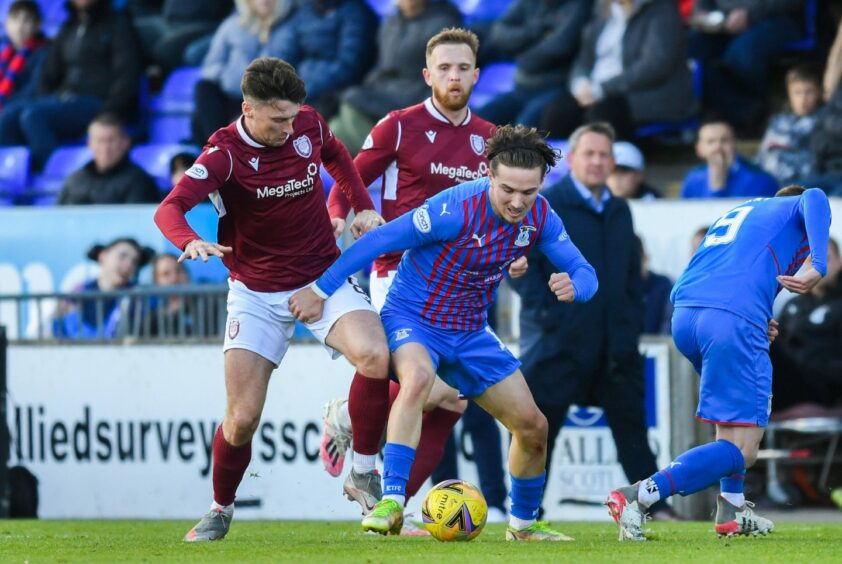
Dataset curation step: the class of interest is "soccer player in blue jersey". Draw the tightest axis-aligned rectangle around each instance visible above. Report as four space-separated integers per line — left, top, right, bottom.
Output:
606 184 832 541
290 125 599 540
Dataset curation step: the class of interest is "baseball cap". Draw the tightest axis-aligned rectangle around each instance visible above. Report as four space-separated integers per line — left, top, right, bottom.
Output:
613 141 644 171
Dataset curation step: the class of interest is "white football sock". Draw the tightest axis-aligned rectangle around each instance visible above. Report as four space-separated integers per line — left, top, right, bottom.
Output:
210 500 234 513
383 494 405 506
637 478 661 508
509 516 535 530
353 453 377 474
721 492 745 507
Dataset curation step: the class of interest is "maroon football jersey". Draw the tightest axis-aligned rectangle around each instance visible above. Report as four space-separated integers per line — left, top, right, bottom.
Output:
155 107 374 292
328 98 495 275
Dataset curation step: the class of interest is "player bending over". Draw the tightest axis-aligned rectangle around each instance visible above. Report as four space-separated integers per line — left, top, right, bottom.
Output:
291 125 598 541
605 185 831 541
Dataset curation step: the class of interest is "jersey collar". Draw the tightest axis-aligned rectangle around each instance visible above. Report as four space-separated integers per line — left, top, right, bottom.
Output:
424 97 472 126
236 116 266 149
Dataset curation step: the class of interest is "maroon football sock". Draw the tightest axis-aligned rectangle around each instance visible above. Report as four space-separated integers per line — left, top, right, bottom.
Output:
348 371 390 455
212 425 252 506
406 407 462 498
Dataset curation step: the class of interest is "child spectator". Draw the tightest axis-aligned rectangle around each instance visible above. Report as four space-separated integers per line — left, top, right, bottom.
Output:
169 151 196 187
0 0 48 111
756 65 822 185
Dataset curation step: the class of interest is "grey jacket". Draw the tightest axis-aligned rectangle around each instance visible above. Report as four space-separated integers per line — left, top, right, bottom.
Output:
342 0 462 119
571 0 696 123
488 0 592 89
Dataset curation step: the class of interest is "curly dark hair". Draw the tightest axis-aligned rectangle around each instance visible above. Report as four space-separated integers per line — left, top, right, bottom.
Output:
486 124 559 176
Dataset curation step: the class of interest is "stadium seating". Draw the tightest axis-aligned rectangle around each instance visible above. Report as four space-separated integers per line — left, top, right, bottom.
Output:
31 145 92 197
151 66 201 115
786 0 818 52
149 115 192 144
455 0 513 21
469 61 516 111
130 143 200 191
0 146 31 205
364 0 393 17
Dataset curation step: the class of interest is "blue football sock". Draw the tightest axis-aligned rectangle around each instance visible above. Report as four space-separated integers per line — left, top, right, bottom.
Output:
650 439 744 500
509 472 545 521
383 443 415 499
720 470 746 495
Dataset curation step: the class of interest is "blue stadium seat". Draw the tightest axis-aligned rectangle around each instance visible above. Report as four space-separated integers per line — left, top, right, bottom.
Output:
786 0 817 52
32 145 92 196
364 0 393 17
130 143 200 191
41 0 67 36
454 0 513 20
151 66 202 115
544 139 570 188
150 115 192 144
469 61 516 111
0 146 30 205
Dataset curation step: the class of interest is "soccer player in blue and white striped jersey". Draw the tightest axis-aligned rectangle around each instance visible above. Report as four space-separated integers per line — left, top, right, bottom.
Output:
290 125 598 540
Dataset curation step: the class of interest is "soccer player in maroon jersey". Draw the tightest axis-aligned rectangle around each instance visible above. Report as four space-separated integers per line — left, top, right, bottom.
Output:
154 57 390 542
320 28 526 531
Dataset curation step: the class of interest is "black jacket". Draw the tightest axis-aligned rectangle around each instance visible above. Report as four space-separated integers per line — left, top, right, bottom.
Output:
39 1 141 119
510 175 643 404
58 156 159 205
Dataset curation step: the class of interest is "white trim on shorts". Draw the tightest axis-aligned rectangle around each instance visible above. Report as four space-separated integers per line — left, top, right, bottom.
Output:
223 277 376 367
369 269 396 313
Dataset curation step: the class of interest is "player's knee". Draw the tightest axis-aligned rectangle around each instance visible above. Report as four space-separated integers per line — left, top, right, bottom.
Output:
513 410 548 453
398 367 435 403
226 411 260 443
347 339 389 379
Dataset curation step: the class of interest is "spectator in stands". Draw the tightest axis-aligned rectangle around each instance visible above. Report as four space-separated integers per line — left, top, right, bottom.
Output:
54 237 154 339
477 0 591 128
510 122 677 520
130 0 233 71
756 65 822 186
329 0 462 155
808 80 842 196
57 113 159 205
191 0 296 146
636 234 673 335
170 151 196 187
681 118 778 198
146 252 200 337
688 0 805 131
0 1 49 112
771 237 842 414
274 0 379 120
0 0 142 170
607 140 661 199
540 0 696 140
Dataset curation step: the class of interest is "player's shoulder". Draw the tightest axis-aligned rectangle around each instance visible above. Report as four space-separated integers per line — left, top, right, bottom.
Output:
293 105 326 135
388 101 428 125
468 111 496 136
436 177 489 204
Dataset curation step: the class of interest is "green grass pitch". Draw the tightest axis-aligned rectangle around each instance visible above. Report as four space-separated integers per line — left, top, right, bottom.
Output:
2 520 841 563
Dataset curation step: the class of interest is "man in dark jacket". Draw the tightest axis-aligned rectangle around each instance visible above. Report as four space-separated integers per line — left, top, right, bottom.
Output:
479 0 591 128
0 0 141 169
58 113 158 205
329 0 463 155
510 122 674 519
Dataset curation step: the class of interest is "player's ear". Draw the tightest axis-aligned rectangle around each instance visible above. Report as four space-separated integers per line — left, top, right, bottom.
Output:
422 67 432 87
241 99 252 117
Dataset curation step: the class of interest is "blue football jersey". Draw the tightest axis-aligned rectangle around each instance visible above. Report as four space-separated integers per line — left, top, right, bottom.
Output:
671 188 831 329
316 177 598 330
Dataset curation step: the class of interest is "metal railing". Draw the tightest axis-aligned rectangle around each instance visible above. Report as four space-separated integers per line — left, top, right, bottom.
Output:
0 285 228 342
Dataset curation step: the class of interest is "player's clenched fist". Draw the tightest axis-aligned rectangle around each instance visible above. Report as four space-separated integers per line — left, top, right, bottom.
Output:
179 239 233 263
508 256 528 278
350 209 385 239
548 272 576 302
289 286 325 324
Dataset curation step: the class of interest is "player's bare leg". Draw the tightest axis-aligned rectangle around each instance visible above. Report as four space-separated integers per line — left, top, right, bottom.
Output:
185 349 273 542
714 425 773 536
325 310 391 514
362 343 436 534
474 370 573 541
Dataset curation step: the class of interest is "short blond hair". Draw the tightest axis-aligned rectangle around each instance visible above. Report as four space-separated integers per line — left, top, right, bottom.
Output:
426 27 479 60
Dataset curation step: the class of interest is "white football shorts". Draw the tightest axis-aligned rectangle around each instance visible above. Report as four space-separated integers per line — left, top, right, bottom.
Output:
368 269 396 313
223 277 375 366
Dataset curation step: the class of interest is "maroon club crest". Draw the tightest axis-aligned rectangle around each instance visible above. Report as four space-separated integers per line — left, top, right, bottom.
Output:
228 319 240 340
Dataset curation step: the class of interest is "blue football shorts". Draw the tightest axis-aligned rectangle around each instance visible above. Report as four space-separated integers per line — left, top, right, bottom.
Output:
380 306 521 398
672 306 772 427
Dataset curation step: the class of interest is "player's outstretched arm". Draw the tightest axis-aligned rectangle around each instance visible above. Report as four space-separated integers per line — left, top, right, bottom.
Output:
800 187 832 276
777 267 823 295
179 239 233 263
540 237 598 302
